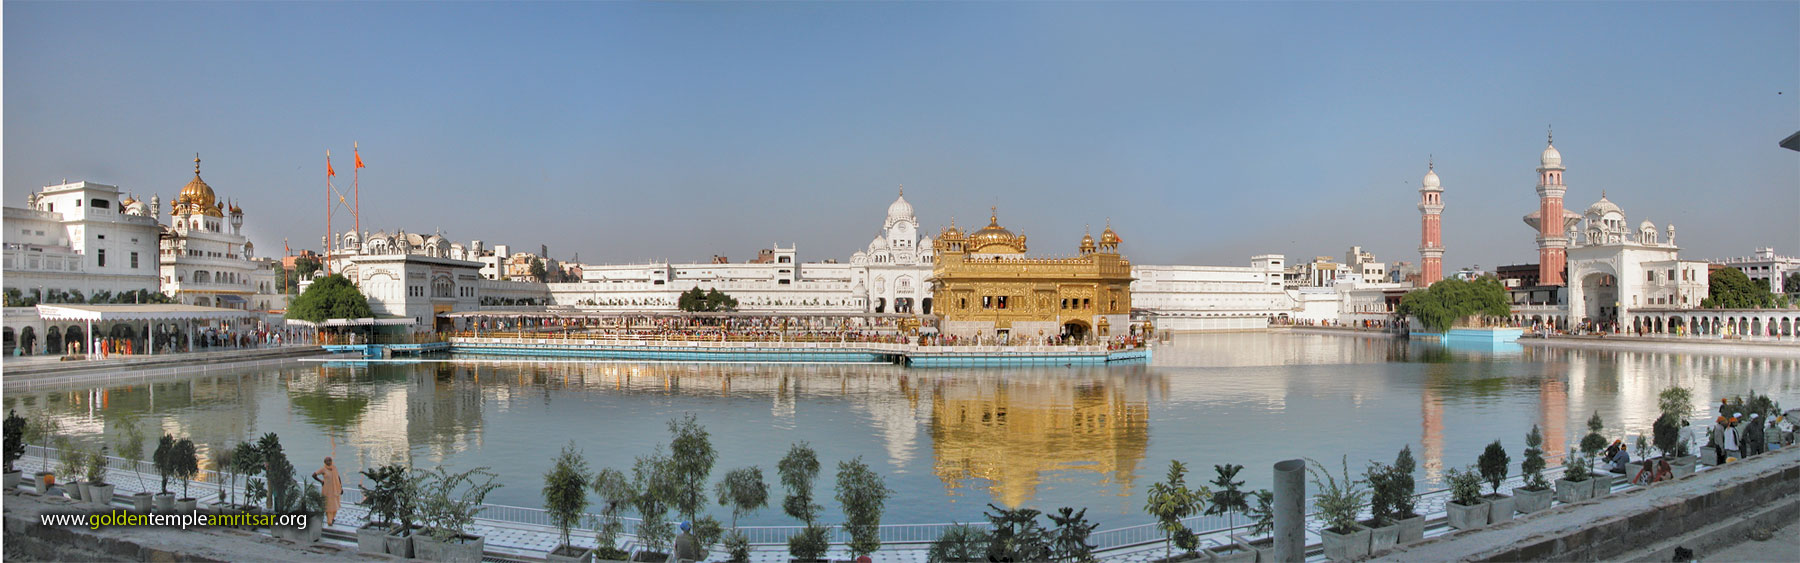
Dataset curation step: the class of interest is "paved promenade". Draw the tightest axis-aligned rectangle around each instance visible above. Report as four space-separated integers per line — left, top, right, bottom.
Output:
1 345 328 391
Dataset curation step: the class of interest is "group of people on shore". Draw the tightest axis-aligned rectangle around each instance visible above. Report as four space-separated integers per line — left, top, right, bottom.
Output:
1708 398 1787 464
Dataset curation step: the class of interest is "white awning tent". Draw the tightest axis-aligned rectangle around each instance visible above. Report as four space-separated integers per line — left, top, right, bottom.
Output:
34 304 265 357
285 317 417 327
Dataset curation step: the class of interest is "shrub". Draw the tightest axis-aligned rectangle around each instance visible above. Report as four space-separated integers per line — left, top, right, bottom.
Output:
171 438 199 500
1144 460 1206 558
1563 449 1591 482
258 433 299 514
1391 446 1418 518
631 448 678 557
418 465 501 542
153 434 176 494
1658 387 1693 420
716 466 769 528
1308 456 1369 534
591 467 634 559
84 446 109 486
1247 489 1276 537
3 410 24 474
786 525 830 562
359 462 413 528
115 417 149 494
722 529 752 563
231 442 265 511
667 413 716 523
1521 426 1549 491
779 442 823 560
1477 440 1510 496
927 523 992 563
1445 466 1483 507
1652 414 1683 460
1364 461 1400 526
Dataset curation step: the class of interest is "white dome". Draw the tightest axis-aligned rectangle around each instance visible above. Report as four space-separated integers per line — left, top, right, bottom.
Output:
1639 219 1655 230
1541 144 1562 168
886 192 914 222
1422 169 1441 188
869 235 886 250
1586 194 1622 218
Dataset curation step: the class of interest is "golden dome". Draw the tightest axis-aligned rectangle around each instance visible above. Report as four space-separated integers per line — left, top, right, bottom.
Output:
967 208 1027 254
1080 231 1097 254
176 154 223 217
1100 223 1121 246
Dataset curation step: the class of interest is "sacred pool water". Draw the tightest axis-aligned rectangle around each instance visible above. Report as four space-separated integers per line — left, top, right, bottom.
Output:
7 332 1797 529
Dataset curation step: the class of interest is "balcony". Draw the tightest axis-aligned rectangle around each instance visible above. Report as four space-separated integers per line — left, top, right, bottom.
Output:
4 249 84 273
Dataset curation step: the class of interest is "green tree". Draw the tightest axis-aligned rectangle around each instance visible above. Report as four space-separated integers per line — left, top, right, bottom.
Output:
705 288 739 312
1477 440 1510 496
1785 272 1800 295
715 466 769 528
667 414 716 523
1397 277 1512 332
530 258 548 282
1144 460 1208 560
778 442 827 561
1521 426 1549 490
1701 267 1784 309
285 274 372 322
1203 464 1249 531
294 255 322 280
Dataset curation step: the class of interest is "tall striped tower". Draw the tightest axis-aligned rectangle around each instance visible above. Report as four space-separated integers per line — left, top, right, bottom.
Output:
1418 160 1445 286
1535 132 1568 285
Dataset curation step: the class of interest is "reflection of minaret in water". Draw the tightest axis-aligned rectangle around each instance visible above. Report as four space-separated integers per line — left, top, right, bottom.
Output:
1541 378 1568 457
1421 381 1444 481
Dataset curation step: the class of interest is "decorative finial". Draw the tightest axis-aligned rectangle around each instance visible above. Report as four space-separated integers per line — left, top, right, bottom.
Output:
1428 154 1434 171
194 153 201 175
1547 124 1553 146
990 206 998 224
898 184 903 197
1086 223 1091 234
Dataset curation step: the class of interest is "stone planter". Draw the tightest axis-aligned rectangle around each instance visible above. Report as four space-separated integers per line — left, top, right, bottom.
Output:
174 497 198 513
1363 518 1401 555
435 533 485 563
1513 487 1553 514
34 472 54 495
1205 536 1259 563
1445 500 1489 531
385 526 416 559
1393 514 1424 544
1626 461 1647 479
548 544 595 563
88 483 115 506
1483 494 1516 523
5 470 22 491
1555 478 1592 504
153 492 175 512
1698 447 1717 466
1319 524 1372 562
288 512 324 543
68 479 87 502
357 522 392 555
1672 455 1698 477
130 492 154 513
1589 473 1614 498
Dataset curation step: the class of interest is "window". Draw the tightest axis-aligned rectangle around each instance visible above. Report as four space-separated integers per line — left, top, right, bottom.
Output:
91 199 110 209
997 296 1008 309
98 235 105 240
97 249 106 267
982 296 992 309
130 252 139 269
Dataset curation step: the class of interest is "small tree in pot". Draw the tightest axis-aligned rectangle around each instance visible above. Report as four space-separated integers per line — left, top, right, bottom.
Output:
835 456 893 559
84 445 113 506
1308 456 1371 561
715 466 768 563
984 504 1052 562
593 467 636 561
1047 507 1098 563
1476 440 1514 522
3 410 24 491
417 465 501 562
633 447 680 561
778 442 827 562
115 416 153 512
1444 466 1486 530
357 462 411 554
1515 426 1554 514
1145 460 1207 561
542 442 593 562
25 410 59 485
55 436 85 501
171 438 200 512
229 441 263 513
1204 464 1256 561
151 434 177 511
1555 449 1594 504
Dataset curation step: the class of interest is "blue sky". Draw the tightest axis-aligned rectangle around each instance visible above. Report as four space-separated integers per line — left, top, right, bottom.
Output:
6 2 1796 268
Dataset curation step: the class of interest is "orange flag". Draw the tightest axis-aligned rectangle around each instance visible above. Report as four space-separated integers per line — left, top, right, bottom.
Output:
354 150 365 169
327 156 336 177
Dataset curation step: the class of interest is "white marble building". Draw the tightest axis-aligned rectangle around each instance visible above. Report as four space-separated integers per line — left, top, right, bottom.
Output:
321 229 486 329
1709 248 1800 296
158 156 271 310
1565 193 1710 327
5 181 163 300
1130 255 1296 331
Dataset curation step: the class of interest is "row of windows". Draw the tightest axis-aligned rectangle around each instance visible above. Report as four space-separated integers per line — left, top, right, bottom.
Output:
94 251 142 269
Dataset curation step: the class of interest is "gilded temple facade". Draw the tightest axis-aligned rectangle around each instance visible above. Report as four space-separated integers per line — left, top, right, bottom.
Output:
930 209 1134 341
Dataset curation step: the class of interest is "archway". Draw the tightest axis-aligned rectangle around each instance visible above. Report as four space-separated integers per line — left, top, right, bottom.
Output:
1062 320 1091 342
19 327 36 355
1751 318 1762 336
921 298 933 316
65 325 85 352
46 326 62 354
1783 317 1793 337
1578 272 1618 326
2 327 14 353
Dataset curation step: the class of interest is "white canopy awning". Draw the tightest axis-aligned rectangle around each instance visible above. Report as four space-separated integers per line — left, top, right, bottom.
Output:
34 304 262 322
285 317 417 327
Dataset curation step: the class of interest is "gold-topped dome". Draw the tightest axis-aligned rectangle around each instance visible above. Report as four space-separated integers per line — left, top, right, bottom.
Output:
1100 221 1121 246
176 154 223 217
967 207 1027 254
1079 229 1097 254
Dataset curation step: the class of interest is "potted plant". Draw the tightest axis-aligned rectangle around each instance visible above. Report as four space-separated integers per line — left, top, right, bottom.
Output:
1362 460 1404 554
1047 507 1098 563
151 434 177 511
779 442 826 563
1555 449 1593 504
836 456 893 560
288 482 327 543
1309 456 1371 561
257 433 306 542
1627 434 1651 478
1477 440 1514 523
714 466 768 563
85 446 113 506
1444 466 1487 530
416 465 501 563
4 410 24 491
543 443 595 563
1144 460 1207 561
229 441 264 524
115 418 153 512
594 467 637 562
206 445 235 515
1579 412 1613 496
357 462 411 555
926 523 992 563
1659 387 1700 476
171 437 199 513
55 437 86 502
26 410 59 494
1203 464 1257 562
1514 426 1553 514
1386 446 1423 543
983 504 1052 562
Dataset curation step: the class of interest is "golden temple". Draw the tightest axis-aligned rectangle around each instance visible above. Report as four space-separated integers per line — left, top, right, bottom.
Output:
930 208 1134 342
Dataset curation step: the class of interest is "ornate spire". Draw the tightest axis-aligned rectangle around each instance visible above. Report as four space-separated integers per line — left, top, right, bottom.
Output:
898 184 903 197
1547 124 1553 146
1428 154 1434 171
194 153 201 175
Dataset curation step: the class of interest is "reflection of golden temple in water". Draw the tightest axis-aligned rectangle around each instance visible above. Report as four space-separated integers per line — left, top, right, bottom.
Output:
929 377 1149 507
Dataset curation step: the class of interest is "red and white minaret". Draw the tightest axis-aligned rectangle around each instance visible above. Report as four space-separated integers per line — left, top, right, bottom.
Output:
1534 132 1568 285
1418 159 1445 286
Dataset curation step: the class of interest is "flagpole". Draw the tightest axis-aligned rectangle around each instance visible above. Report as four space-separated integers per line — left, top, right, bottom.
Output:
326 150 335 276
353 141 361 240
